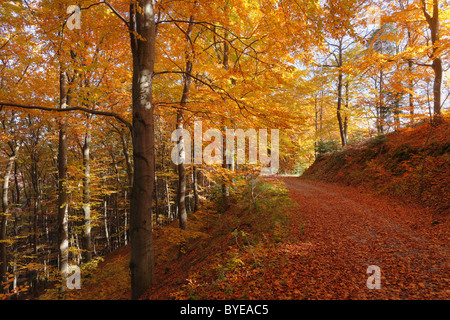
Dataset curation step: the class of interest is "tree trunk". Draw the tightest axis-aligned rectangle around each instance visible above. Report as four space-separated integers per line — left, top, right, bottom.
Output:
103 196 110 251
176 16 195 231
422 0 442 115
129 0 157 300
337 71 347 146
119 130 132 244
432 58 443 115
165 177 171 223
221 34 230 211
408 59 415 124
57 67 70 292
343 78 349 144
336 40 347 147
377 69 384 134
0 142 19 295
81 119 92 263
193 165 199 212
30 141 40 297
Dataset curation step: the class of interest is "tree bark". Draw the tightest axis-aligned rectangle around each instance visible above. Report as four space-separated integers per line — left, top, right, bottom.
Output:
57 66 70 292
29 128 40 297
119 130 132 244
193 165 199 212
0 142 19 295
81 118 92 263
408 59 415 124
129 0 157 300
336 39 347 147
422 0 442 115
377 68 385 134
176 16 195 231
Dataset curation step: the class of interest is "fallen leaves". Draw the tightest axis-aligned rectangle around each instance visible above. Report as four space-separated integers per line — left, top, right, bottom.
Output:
43 173 449 301
283 177 450 300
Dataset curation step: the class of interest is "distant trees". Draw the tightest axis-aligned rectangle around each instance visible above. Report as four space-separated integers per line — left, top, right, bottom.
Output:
308 0 448 153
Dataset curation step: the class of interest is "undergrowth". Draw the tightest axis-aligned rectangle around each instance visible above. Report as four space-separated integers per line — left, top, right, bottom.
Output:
38 177 298 300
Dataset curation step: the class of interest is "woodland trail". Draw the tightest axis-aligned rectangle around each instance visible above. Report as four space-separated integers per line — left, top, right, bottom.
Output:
279 177 450 300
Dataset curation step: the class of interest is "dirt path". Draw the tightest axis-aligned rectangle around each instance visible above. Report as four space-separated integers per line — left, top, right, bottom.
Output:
281 177 450 299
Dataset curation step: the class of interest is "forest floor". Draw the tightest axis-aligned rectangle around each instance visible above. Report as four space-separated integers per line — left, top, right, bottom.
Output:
142 177 450 300
276 177 449 299
39 176 449 300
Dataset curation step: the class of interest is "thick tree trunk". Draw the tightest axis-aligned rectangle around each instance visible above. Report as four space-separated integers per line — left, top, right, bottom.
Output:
432 58 443 115
129 0 157 300
422 0 442 115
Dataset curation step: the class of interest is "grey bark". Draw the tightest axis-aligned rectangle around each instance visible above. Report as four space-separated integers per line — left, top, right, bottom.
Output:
129 0 157 299
0 141 19 295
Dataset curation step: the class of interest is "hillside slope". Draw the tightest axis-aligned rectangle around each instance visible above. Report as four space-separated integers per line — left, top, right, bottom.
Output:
302 117 450 216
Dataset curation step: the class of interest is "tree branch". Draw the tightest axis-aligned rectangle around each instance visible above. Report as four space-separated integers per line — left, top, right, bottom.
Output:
0 102 132 132
420 0 433 25
101 1 130 28
153 71 250 113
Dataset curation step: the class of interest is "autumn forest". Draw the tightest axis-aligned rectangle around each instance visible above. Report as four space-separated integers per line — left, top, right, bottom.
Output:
0 0 449 303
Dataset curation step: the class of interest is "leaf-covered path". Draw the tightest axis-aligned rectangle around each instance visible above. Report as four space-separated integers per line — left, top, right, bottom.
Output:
281 177 450 299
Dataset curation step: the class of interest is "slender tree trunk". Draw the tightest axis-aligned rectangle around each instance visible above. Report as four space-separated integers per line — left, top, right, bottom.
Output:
124 189 128 245
81 119 92 263
57 67 70 293
119 130 132 244
30 147 40 297
165 177 171 223
0 142 19 295
336 41 347 147
129 0 157 299
337 71 347 146
408 59 415 124
103 195 110 251
193 165 199 212
14 162 19 205
343 78 349 143
314 94 319 158
377 69 384 134
176 15 195 231
221 34 230 211
12 207 19 295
